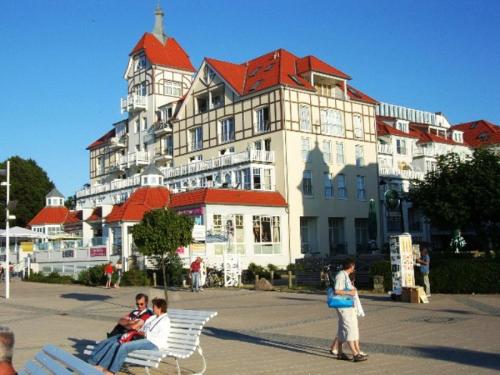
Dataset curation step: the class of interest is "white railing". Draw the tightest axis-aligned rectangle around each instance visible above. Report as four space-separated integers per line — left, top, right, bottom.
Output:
120 94 147 114
118 151 150 168
161 150 275 179
153 121 173 134
76 150 275 199
110 135 127 148
413 147 437 157
76 175 141 198
34 247 108 263
379 167 425 180
377 144 393 154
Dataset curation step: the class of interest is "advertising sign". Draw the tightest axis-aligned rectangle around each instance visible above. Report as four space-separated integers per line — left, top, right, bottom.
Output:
189 243 206 255
90 246 106 257
389 234 415 293
62 249 74 258
20 242 33 252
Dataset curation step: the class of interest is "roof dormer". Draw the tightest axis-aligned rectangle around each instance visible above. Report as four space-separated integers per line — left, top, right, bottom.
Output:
46 188 64 207
451 130 464 143
141 164 164 186
395 120 409 133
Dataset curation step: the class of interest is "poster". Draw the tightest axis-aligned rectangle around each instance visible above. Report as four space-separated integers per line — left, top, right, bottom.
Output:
90 246 106 257
20 242 33 252
390 234 415 293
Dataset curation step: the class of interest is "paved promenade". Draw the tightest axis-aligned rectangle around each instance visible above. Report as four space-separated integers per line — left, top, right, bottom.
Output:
1 281 499 374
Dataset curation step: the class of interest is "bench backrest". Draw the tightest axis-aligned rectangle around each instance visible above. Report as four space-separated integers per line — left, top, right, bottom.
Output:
20 345 102 375
165 309 217 354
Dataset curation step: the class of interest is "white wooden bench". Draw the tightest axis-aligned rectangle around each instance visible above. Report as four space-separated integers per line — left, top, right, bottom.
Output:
85 308 217 375
19 344 103 375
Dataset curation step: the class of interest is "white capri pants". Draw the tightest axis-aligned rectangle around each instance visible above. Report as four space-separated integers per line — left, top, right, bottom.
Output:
336 307 359 342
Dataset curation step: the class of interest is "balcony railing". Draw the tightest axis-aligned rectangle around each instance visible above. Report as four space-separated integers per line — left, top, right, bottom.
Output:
153 121 173 135
377 144 393 154
120 94 147 114
76 175 140 198
161 150 275 179
413 147 437 158
154 146 173 161
118 151 150 168
110 135 127 149
379 167 425 180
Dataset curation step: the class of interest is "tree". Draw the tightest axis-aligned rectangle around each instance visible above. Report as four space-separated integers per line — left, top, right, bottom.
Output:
0 156 55 227
132 208 194 303
65 195 76 210
409 149 500 250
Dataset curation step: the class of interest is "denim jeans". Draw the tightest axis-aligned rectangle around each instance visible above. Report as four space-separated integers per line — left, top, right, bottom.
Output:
192 272 200 291
89 335 158 373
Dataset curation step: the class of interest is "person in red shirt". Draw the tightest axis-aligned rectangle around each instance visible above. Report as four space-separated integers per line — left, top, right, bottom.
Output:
190 257 202 292
104 262 114 289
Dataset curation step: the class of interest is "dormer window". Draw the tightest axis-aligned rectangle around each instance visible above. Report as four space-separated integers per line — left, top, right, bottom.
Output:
395 120 409 133
452 131 463 143
135 54 147 71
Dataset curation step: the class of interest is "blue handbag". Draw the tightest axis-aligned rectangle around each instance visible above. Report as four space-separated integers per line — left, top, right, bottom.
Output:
326 287 354 308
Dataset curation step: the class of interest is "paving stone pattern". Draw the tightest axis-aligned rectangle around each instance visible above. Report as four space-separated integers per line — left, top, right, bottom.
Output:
1 281 499 374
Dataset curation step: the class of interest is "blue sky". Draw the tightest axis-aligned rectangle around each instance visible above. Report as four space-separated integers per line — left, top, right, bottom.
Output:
1 0 499 197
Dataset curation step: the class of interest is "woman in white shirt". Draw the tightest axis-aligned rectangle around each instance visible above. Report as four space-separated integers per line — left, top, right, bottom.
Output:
90 298 170 374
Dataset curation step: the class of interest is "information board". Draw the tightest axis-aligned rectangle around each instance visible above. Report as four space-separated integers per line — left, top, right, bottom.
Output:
389 234 415 293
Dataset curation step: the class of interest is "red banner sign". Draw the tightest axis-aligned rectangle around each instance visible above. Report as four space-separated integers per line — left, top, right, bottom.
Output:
90 246 107 257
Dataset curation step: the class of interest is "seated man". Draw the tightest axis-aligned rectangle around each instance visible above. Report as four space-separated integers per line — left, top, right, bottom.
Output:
0 326 16 375
108 293 153 338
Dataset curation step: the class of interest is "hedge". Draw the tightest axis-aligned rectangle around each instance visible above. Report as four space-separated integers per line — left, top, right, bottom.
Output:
370 258 500 293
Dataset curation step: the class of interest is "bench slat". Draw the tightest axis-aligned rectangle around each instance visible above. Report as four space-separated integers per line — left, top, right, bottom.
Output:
22 360 48 375
43 345 102 375
35 351 72 375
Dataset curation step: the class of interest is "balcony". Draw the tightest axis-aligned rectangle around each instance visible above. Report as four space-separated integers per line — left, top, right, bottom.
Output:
379 167 425 181
154 146 173 162
110 135 127 149
118 151 150 169
377 144 393 155
76 175 140 198
413 147 437 158
153 121 173 135
161 150 275 179
120 94 147 114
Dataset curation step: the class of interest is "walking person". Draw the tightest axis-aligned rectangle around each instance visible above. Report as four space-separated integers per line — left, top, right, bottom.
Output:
416 246 431 297
114 260 123 288
104 262 114 289
89 298 170 375
190 257 202 292
330 267 366 357
333 259 367 362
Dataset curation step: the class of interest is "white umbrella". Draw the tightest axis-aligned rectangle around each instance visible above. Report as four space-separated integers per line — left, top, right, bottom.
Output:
0 226 47 239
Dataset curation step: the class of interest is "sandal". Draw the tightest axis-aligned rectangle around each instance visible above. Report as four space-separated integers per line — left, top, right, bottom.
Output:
353 354 367 362
337 353 352 361
330 349 338 356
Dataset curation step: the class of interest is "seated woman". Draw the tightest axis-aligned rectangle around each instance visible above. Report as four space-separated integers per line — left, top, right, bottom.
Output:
89 298 170 375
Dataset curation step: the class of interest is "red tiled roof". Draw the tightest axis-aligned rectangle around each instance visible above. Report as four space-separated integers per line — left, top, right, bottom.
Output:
205 49 375 104
64 210 82 225
296 55 351 79
415 129 461 146
376 118 420 139
87 129 115 150
452 120 500 148
105 187 171 223
131 33 195 72
170 189 287 208
29 207 70 226
86 207 102 222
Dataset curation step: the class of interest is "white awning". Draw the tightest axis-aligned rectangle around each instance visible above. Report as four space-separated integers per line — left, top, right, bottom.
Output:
0 226 47 239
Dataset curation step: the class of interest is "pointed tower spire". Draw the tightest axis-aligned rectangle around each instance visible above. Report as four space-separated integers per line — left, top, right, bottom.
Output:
152 1 166 44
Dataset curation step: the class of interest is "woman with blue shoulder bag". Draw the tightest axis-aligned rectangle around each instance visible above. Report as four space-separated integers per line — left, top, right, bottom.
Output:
330 259 367 362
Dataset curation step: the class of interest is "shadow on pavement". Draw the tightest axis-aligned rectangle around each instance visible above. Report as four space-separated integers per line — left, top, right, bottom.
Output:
67 337 98 359
276 296 320 302
409 346 500 371
61 293 113 302
204 327 332 359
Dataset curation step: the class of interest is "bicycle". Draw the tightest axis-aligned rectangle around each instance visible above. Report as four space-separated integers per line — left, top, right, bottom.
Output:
205 267 224 287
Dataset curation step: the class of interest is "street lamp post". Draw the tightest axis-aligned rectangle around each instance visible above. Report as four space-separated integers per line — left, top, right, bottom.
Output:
1 160 15 300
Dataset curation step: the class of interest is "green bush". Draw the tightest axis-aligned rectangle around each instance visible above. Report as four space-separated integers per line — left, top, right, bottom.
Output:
121 268 150 287
77 264 107 286
247 263 271 280
25 272 74 284
370 259 500 293
146 254 185 287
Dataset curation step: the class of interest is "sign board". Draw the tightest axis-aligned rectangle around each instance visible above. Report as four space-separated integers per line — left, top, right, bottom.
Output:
62 249 74 258
389 234 415 293
90 246 106 257
20 242 33 252
189 243 206 255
